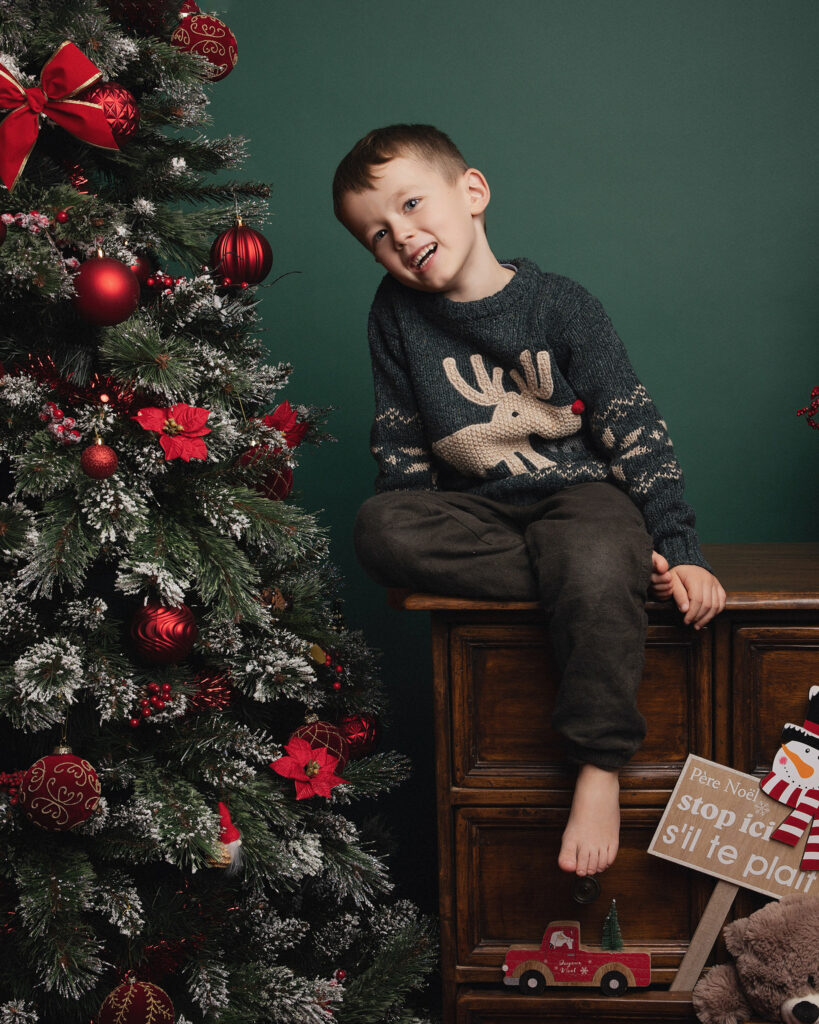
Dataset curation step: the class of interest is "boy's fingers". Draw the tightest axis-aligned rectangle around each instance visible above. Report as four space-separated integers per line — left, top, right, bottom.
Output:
671 573 689 612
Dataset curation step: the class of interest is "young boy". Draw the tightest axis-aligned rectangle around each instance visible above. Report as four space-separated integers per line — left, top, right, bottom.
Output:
332 124 726 877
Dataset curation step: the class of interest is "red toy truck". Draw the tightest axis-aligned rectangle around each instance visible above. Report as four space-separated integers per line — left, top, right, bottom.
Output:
502 920 652 995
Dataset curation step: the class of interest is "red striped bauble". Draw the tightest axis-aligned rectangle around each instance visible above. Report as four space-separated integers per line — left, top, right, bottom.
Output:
210 219 272 287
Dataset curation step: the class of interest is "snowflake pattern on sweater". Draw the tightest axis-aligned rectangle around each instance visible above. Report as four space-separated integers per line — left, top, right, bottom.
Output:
366 257 708 569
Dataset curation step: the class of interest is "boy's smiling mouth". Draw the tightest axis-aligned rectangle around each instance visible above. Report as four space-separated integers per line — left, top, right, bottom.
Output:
410 243 437 269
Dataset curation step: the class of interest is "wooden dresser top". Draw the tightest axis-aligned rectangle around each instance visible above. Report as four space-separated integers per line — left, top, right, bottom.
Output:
388 542 819 613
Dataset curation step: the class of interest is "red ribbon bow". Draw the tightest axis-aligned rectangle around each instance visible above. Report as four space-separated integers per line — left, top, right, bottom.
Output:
0 41 119 191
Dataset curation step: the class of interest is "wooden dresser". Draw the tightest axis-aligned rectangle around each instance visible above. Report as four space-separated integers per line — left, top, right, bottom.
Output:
389 543 819 1024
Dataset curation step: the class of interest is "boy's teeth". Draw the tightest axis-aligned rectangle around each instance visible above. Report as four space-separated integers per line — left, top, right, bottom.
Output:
414 244 437 267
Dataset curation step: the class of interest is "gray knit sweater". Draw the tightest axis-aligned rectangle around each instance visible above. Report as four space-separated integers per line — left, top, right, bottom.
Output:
367 257 708 569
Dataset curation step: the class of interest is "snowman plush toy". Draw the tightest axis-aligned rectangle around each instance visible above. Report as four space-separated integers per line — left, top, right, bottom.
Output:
759 685 819 871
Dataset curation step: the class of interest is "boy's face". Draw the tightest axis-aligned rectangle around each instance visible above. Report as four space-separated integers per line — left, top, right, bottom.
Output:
339 154 489 301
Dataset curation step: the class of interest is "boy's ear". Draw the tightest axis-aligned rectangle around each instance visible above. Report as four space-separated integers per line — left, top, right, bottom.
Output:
464 168 490 217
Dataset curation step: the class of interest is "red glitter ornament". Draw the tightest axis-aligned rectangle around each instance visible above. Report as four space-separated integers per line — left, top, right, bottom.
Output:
130 601 197 664
82 81 140 144
72 252 140 326
210 218 272 286
99 980 174 1024
19 751 101 830
81 440 118 479
291 720 350 773
171 13 238 82
337 712 379 758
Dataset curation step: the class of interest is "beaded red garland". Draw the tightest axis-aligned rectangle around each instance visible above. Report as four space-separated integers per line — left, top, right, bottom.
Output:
130 601 197 664
171 13 238 82
291 721 350 773
19 752 101 830
82 81 140 144
99 980 174 1024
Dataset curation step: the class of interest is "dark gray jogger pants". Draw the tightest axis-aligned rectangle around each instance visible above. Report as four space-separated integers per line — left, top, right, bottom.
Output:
354 481 653 769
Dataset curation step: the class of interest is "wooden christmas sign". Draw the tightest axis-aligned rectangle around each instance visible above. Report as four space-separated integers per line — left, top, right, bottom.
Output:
648 753 818 899
648 748 819 991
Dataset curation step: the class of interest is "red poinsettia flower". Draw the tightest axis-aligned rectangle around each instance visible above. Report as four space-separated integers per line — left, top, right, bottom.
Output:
262 400 308 449
239 400 307 500
135 402 211 462
270 736 347 799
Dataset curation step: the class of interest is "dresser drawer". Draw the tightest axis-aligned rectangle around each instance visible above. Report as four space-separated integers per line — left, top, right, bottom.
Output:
448 620 711 793
452 805 705 984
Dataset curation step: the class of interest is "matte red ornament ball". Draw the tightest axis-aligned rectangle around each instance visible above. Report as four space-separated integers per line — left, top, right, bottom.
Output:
210 219 272 286
99 981 174 1024
82 81 140 143
130 601 198 664
81 442 118 479
72 255 140 326
19 753 101 830
291 721 350 772
170 13 238 82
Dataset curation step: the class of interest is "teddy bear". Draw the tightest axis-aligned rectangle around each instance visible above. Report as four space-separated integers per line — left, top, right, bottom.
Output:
692 893 819 1024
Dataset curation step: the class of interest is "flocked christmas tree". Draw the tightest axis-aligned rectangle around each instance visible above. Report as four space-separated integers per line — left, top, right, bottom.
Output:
0 2 434 1023
600 900 624 952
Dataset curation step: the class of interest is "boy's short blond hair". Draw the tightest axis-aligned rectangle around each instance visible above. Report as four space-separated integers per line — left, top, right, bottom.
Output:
332 124 469 221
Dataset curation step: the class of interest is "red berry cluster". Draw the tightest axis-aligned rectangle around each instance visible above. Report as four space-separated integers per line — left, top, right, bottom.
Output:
129 680 173 727
0 770 24 805
797 385 819 431
144 270 187 295
323 651 345 692
1 209 69 232
40 401 81 444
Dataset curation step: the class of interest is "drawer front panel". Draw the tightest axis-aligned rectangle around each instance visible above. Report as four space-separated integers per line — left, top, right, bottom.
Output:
732 624 819 775
453 806 699 975
449 622 711 790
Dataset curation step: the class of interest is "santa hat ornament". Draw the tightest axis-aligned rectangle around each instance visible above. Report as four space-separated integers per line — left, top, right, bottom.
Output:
209 801 242 873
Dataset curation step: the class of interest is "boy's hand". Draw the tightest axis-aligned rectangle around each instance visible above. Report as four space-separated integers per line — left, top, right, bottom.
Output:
650 552 726 630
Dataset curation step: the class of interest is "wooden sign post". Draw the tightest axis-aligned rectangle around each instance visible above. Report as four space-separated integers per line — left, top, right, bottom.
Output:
647 754 817 991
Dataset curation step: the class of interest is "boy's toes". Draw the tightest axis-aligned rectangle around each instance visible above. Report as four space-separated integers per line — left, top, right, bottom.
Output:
557 839 578 874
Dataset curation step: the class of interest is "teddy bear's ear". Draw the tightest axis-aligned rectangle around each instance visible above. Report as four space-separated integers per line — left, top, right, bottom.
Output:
724 916 751 957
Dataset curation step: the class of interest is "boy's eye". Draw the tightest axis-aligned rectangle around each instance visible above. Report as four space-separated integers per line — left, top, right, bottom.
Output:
404 198 420 210
373 228 387 245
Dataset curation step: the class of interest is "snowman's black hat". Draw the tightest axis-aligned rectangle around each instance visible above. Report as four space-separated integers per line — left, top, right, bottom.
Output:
780 686 819 750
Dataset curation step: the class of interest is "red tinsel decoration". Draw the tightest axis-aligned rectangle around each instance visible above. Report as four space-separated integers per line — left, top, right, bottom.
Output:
797 386 819 430
188 670 232 712
5 354 139 413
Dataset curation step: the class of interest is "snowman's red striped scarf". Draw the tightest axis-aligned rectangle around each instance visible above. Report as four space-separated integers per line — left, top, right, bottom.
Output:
760 771 819 870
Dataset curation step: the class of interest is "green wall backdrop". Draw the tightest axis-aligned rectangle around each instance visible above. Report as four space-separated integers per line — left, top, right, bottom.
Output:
208 0 819 909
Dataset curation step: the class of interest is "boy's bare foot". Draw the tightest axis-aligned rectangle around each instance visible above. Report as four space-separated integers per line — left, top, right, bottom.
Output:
558 764 620 876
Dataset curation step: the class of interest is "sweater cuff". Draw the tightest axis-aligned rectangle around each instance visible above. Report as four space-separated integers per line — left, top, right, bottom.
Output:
657 534 713 573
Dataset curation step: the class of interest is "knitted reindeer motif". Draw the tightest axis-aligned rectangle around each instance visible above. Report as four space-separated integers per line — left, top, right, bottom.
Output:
431 350 582 477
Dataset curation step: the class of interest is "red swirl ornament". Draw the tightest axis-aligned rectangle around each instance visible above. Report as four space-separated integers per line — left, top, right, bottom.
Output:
131 601 197 664
72 253 140 326
171 14 238 82
20 752 101 830
81 81 140 144
210 219 272 286
99 980 174 1024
